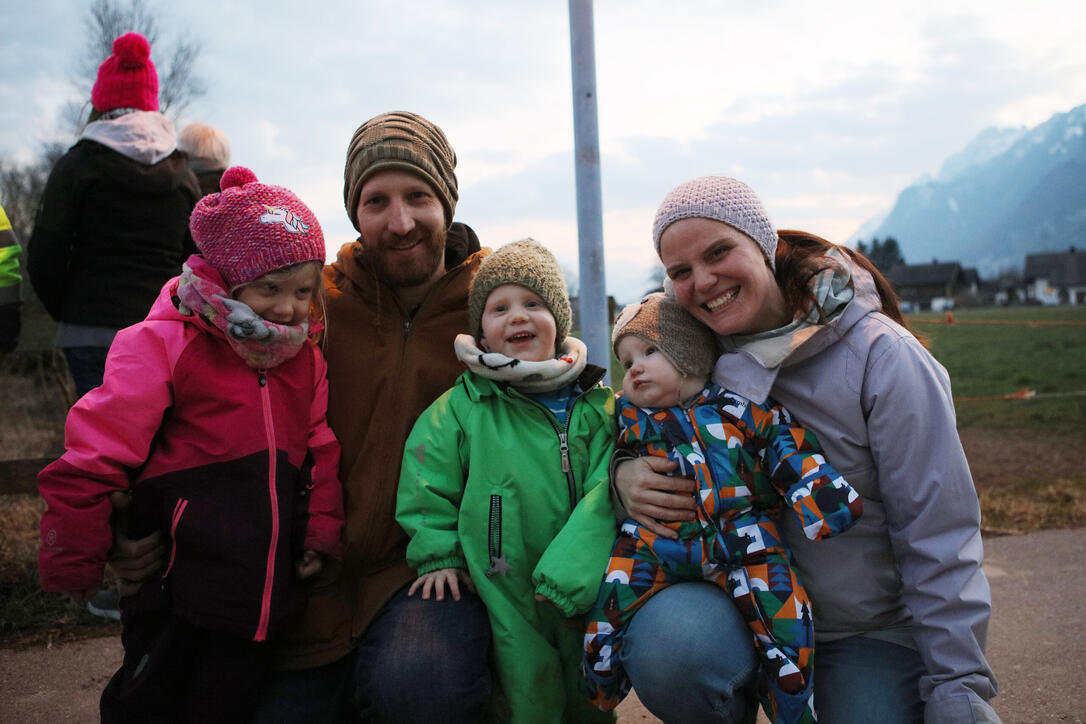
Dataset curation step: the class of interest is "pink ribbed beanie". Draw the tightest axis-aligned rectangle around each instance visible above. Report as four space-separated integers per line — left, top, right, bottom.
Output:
653 175 778 270
91 33 159 113
189 167 326 289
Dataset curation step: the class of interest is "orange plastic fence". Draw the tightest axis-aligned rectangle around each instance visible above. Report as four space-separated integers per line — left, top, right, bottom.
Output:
907 317 1086 326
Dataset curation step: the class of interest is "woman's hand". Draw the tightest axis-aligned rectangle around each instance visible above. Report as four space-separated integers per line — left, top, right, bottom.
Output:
614 456 697 540
107 491 165 597
408 568 475 601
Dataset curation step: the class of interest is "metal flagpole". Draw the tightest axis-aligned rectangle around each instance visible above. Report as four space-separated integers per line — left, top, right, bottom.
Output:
568 0 610 382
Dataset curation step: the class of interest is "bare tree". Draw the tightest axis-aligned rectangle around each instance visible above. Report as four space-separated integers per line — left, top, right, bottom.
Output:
62 0 205 132
0 144 67 243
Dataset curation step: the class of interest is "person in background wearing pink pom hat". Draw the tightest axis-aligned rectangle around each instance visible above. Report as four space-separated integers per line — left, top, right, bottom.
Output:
36 166 346 723
27 31 201 400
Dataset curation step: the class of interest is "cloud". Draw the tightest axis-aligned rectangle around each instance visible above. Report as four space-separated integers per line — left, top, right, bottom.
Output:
4 0 1086 301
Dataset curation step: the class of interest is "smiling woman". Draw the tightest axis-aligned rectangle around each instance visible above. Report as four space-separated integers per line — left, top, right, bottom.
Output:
612 175 1001 724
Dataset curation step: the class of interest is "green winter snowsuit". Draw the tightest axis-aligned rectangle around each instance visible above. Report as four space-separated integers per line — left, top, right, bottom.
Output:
397 366 617 723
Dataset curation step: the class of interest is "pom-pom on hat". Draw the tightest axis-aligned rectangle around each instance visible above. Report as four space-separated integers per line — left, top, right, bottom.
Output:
91 32 159 113
612 292 718 379
189 166 326 289
652 175 778 270
343 111 458 230
468 238 572 354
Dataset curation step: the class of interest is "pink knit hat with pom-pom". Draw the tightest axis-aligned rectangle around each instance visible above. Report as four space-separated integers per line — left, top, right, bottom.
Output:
189 166 326 289
91 32 159 113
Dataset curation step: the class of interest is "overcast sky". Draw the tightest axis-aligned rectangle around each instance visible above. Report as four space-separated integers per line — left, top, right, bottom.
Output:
3 0 1085 303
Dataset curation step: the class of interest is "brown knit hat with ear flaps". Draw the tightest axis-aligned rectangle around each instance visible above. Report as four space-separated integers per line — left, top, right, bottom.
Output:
343 111 458 231
612 292 718 379
468 239 572 355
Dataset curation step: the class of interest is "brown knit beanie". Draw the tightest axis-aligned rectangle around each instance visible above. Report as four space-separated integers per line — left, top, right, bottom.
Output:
612 293 717 378
343 111 458 231
468 239 572 354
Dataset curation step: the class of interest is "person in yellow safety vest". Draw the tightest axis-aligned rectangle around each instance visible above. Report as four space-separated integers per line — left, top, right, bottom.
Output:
0 203 22 352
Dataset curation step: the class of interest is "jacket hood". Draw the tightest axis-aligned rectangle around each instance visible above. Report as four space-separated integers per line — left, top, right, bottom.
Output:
73 143 197 199
81 110 178 165
714 250 884 404
332 220 481 290
330 225 488 319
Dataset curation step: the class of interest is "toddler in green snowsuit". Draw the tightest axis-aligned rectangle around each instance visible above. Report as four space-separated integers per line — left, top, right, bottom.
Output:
396 239 617 723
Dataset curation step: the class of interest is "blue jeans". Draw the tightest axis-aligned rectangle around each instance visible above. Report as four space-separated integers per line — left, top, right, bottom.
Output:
620 582 758 724
814 635 925 724
252 584 492 723
62 345 109 399
621 581 926 723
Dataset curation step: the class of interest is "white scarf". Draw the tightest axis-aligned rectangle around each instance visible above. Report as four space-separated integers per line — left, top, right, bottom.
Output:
453 334 588 393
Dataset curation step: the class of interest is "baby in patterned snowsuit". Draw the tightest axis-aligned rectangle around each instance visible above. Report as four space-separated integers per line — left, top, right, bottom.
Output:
583 293 863 724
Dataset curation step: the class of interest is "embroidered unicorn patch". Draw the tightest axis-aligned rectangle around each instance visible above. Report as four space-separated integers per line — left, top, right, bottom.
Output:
260 205 310 234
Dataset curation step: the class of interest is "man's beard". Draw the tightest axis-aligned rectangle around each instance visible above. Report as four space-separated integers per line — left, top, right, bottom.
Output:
358 227 446 290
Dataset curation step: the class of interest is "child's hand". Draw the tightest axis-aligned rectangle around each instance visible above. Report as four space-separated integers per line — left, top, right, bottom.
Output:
107 491 165 597
408 568 473 601
295 550 323 579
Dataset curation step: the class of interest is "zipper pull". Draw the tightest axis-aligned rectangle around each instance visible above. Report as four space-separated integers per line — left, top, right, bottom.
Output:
403 319 411 337
559 432 570 473
258 370 267 387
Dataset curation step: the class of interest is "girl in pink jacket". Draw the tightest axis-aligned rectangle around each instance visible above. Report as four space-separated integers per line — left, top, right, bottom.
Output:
37 166 344 723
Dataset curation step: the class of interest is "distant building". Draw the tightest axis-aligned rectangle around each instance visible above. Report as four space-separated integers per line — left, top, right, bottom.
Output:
887 261 980 310
1023 247 1086 305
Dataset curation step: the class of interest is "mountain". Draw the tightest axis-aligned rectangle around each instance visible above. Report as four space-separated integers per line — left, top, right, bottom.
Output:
853 103 1086 276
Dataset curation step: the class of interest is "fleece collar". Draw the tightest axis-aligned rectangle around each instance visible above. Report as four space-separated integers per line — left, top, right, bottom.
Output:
81 110 177 165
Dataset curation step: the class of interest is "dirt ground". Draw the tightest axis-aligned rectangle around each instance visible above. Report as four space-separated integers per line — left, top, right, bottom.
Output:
0 629 663 722
4 528 1085 723
958 427 1082 488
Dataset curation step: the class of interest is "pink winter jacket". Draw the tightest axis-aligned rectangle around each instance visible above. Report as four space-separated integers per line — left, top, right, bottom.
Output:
38 277 344 642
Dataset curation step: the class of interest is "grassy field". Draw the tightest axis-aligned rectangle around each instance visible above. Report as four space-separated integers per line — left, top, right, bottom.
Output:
911 306 1086 429
1 304 1084 645
905 306 1086 535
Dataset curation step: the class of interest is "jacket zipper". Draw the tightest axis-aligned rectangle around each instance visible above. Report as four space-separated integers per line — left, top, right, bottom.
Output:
485 494 504 577
161 498 189 579
684 406 755 562
511 387 590 513
684 406 717 526
255 370 280 642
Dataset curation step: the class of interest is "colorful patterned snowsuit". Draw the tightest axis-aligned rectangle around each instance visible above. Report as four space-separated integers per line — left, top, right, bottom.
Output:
583 385 862 724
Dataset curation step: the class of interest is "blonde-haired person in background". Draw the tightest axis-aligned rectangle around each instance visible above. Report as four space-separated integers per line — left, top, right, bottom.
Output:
177 122 231 197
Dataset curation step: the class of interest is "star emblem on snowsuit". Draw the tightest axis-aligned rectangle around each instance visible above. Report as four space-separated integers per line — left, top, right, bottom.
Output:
487 554 511 576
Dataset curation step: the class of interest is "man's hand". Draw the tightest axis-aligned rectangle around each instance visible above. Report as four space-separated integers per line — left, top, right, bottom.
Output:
107 491 165 597
408 568 474 601
614 456 697 539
